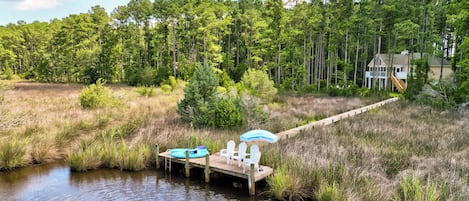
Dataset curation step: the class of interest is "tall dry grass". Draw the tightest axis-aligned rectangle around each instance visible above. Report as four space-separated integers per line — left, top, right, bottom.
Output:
0 81 183 170
263 101 468 200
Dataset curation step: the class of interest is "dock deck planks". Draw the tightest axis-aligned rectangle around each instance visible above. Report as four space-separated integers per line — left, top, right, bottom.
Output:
158 151 273 182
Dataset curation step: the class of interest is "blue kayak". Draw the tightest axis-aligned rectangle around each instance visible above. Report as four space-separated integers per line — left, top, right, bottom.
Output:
169 148 209 158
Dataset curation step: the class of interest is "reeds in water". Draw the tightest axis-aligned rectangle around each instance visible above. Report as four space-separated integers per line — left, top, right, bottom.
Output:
68 141 152 172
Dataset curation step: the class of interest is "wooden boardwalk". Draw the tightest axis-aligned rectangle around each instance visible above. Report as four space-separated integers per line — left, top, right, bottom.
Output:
277 97 399 140
158 151 273 195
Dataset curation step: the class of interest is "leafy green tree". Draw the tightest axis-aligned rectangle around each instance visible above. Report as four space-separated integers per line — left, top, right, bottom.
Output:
240 68 277 102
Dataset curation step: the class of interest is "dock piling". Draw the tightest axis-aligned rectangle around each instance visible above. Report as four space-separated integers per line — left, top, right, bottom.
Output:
185 150 190 177
204 154 210 183
249 163 255 196
154 144 160 169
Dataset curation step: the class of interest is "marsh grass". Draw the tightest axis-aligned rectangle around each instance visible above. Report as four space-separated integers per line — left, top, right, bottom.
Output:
186 134 223 154
316 182 345 201
0 137 28 170
68 140 152 172
394 176 447 201
1 82 183 170
68 142 103 172
267 164 309 201
264 102 468 200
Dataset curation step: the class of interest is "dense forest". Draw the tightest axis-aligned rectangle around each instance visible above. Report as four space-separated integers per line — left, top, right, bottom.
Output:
0 0 468 102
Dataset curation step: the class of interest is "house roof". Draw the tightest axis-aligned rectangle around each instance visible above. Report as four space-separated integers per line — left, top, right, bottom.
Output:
368 53 451 67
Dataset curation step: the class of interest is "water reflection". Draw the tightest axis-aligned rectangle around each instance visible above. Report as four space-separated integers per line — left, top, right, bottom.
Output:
0 163 265 201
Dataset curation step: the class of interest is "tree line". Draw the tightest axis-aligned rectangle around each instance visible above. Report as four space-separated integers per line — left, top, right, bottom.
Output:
0 0 468 101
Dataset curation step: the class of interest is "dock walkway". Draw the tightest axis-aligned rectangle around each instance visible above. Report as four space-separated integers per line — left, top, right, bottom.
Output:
158 151 273 195
277 97 399 139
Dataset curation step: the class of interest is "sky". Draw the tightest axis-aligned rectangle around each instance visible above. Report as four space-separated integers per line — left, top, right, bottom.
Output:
0 0 131 26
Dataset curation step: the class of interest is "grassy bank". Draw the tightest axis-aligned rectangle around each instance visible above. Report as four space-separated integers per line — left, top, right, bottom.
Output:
263 102 468 200
65 92 368 172
0 81 183 170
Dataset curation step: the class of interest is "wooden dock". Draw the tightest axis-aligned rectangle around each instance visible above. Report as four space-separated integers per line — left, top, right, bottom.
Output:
157 150 273 195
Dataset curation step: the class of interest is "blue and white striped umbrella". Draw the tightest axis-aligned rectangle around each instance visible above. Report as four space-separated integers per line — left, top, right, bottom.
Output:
240 129 279 143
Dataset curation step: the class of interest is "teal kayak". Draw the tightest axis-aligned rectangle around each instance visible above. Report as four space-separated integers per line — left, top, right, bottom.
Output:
169 148 209 158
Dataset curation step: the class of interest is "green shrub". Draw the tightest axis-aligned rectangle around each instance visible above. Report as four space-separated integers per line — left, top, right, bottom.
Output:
0 137 28 171
240 69 277 102
213 67 235 88
3 66 14 80
168 76 178 89
136 86 156 97
161 84 172 93
208 97 244 129
79 79 120 109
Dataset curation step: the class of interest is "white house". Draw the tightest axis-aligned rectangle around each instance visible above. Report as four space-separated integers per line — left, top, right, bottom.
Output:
365 51 452 92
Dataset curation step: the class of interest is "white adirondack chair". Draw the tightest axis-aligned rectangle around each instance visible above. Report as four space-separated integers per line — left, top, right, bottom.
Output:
232 142 247 167
243 144 261 173
219 140 235 164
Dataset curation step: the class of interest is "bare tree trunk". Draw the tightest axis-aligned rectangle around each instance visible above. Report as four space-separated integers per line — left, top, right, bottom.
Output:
354 36 359 85
310 31 314 85
362 40 368 87
171 23 178 77
304 33 309 84
277 43 281 84
344 30 348 83
317 30 324 92
326 31 331 89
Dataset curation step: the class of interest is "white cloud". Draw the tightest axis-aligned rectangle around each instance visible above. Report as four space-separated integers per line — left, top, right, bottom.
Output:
14 0 64 11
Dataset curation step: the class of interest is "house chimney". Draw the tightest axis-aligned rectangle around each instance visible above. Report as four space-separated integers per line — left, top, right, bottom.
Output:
401 50 409 55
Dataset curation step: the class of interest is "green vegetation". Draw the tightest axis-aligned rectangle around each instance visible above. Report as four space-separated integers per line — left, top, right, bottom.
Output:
0 137 28 170
239 68 278 102
177 65 246 129
68 141 152 172
79 79 120 109
68 117 155 172
136 86 156 97
177 65 219 124
267 164 308 201
394 176 447 201
0 0 467 108
317 182 344 201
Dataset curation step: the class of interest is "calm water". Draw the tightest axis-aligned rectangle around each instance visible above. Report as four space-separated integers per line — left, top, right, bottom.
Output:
0 163 267 201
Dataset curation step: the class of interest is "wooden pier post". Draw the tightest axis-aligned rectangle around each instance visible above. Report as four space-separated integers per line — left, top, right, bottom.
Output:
248 163 255 196
154 144 160 169
185 150 190 177
204 153 210 183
